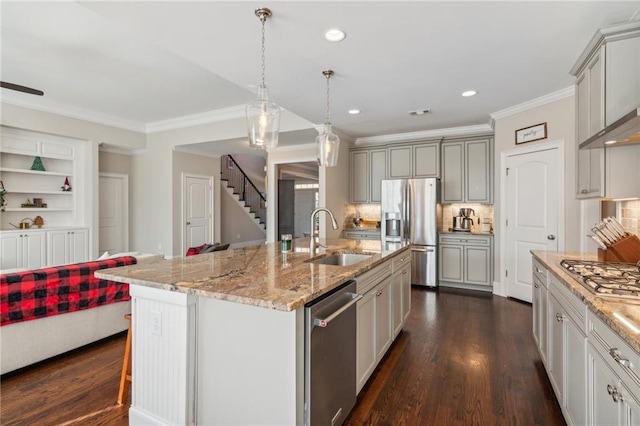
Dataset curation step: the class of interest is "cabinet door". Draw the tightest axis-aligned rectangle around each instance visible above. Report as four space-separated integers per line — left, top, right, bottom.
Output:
401 263 411 323
375 277 393 361
606 36 640 126
356 290 377 393
565 317 587 426
439 245 463 283
441 142 464 203
464 246 491 286
69 229 89 264
539 284 548 366
576 70 590 150
533 278 541 348
548 294 565 405
465 139 491 203
588 50 604 136
388 146 412 179
0 233 21 270
350 151 369 203
369 149 387 203
391 271 403 338
47 230 70 266
622 382 640 426
588 343 622 425
23 232 46 270
413 143 439 178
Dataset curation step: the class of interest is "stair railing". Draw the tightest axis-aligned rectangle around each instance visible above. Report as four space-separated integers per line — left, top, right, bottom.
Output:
220 155 266 226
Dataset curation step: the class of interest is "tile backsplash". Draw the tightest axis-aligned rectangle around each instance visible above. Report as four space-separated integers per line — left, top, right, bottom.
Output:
620 200 640 236
343 204 381 229
442 204 494 232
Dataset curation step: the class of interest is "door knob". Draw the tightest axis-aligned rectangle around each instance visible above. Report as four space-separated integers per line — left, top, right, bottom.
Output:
186 221 191 225
547 235 556 240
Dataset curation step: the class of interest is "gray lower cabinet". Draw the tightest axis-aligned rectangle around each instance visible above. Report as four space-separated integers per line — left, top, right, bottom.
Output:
441 138 492 203
356 253 410 394
438 234 493 291
343 230 381 241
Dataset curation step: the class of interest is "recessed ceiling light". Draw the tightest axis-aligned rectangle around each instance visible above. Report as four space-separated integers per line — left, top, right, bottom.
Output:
462 90 477 97
348 109 361 115
604 140 617 145
324 29 346 42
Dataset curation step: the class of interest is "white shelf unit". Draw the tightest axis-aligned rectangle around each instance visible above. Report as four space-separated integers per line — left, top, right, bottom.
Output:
0 127 89 231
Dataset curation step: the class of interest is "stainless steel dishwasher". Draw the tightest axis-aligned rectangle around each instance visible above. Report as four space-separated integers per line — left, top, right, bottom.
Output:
304 280 361 426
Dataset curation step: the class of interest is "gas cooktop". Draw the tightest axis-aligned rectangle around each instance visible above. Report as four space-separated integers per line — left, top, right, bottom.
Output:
560 259 640 299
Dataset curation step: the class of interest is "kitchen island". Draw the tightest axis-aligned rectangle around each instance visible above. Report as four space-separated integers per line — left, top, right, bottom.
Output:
97 238 409 425
531 250 640 425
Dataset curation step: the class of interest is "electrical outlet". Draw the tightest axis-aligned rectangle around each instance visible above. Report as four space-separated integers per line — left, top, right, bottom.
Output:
151 311 162 336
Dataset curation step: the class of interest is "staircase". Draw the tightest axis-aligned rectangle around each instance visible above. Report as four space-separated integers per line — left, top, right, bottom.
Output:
220 155 266 229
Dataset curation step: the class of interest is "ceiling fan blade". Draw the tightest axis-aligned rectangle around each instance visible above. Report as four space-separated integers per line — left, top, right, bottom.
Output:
0 81 44 96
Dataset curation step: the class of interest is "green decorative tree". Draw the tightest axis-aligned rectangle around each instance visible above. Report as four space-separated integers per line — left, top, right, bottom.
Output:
30 156 46 171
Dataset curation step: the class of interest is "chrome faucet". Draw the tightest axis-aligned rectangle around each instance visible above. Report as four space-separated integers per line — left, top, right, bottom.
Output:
309 207 339 256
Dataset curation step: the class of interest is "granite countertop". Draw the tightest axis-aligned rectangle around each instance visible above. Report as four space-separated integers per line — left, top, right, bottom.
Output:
96 238 410 312
531 250 640 353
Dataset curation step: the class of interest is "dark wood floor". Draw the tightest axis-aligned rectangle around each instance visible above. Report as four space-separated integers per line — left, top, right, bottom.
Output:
1 287 564 425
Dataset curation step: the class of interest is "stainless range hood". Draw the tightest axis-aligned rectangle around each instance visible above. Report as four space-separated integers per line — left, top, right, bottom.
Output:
579 108 640 149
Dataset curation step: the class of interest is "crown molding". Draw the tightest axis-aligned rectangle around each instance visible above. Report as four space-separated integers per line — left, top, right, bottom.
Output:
489 86 575 122
1 92 146 133
146 105 248 133
354 124 493 146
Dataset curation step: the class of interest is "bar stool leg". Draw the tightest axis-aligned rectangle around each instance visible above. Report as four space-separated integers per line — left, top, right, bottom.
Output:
117 314 132 405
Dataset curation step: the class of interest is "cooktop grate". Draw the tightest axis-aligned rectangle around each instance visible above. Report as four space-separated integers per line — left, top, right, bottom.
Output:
560 259 640 299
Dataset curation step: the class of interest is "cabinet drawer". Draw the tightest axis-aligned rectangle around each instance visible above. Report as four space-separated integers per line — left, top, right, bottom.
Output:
549 275 586 330
588 309 640 396
532 258 548 287
439 235 491 246
344 231 380 240
392 251 410 273
356 262 392 295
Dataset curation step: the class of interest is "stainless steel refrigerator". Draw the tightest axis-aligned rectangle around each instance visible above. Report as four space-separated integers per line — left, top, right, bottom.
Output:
381 178 440 287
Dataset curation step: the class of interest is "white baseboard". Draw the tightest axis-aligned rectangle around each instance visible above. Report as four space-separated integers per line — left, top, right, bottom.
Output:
493 280 507 298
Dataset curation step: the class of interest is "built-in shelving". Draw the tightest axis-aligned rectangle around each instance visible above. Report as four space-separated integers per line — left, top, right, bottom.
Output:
3 208 73 212
0 167 73 177
3 190 73 195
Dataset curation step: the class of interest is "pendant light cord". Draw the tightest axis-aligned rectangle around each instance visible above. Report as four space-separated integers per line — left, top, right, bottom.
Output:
260 18 266 88
325 73 331 124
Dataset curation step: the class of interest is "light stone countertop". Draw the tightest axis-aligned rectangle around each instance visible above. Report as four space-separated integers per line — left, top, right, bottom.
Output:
531 250 640 354
96 238 410 312
439 230 494 236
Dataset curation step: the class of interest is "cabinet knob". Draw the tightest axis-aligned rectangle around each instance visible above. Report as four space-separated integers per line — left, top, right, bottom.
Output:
547 235 556 240
555 313 563 322
534 284 539 289
580 189 588 194
607 385 623 403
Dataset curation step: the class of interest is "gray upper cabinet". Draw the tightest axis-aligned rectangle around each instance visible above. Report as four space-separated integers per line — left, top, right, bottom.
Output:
441 138 492 204
350 150 369 203
388 142 440 179
413 143 440 178
350 148 387 204
388 146 412 178
571 21 640 199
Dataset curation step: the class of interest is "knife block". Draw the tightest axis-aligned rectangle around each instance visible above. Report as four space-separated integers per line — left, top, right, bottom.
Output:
597 234 640 263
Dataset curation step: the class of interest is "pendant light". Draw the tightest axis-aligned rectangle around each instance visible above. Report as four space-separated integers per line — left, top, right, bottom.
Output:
316 70 340 167
246 7 280 150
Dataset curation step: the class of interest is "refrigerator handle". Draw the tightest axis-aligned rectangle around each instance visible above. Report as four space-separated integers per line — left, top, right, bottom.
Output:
405 182 411 241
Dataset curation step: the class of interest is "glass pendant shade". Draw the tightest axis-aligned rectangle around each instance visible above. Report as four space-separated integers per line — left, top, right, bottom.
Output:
247 85 280 149
316 123 340 167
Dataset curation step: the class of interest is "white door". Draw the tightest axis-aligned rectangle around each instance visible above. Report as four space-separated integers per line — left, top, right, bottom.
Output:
183 174 213 254
99 173 129 255
505 146 560 302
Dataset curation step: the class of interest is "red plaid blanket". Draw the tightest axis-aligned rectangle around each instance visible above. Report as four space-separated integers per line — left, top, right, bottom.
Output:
0 256 136 326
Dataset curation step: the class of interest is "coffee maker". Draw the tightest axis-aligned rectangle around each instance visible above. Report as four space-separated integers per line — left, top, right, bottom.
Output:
453 208 475 232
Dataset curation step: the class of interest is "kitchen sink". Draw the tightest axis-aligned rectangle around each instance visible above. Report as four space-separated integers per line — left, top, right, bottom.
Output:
307 253 372 266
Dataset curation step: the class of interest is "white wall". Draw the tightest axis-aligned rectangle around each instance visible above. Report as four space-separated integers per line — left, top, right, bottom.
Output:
493 94 579 284
172 150 220 256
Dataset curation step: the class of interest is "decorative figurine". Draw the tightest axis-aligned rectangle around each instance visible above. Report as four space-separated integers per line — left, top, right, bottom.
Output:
61 176 72 192
0 180 6 212
33 215 44 228
30 156 46 171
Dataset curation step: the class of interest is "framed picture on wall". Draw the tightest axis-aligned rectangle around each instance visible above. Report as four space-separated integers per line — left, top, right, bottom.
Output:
515 122 547 144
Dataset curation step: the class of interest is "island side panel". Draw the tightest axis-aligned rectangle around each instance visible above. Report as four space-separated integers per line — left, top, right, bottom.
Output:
197 297 304 425
129 285 197 425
